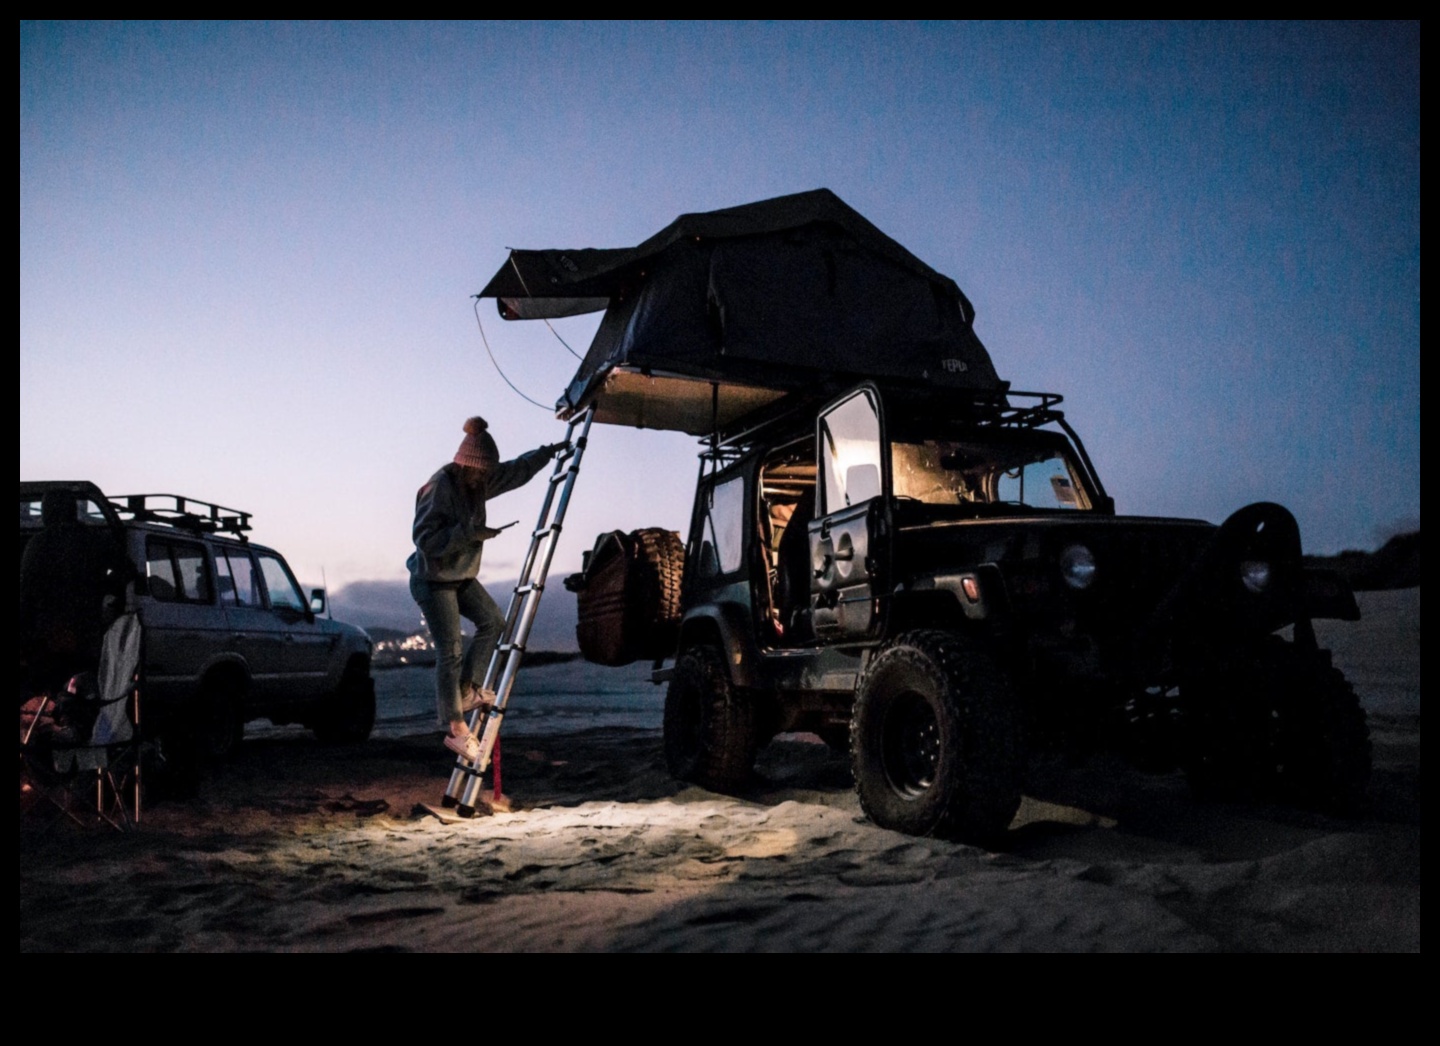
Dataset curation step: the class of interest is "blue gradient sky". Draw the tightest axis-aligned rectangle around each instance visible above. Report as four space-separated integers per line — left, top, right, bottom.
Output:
21 22 1419 598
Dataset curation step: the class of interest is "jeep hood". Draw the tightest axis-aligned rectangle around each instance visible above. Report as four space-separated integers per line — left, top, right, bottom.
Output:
476 189 1002 434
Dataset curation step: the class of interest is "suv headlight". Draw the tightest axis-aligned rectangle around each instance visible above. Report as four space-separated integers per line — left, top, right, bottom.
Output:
1240 559 1272 594
1059 544 1097 590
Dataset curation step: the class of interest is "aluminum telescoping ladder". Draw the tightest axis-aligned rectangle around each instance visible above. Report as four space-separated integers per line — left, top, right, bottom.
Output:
443 406 594 816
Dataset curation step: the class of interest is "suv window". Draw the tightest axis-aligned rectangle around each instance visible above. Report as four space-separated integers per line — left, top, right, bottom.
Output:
697 473 746 577
891 439 1092 511
20 496 109 526
257 552 307 613
146 537 213 603
214 547 261 607
996 453 1087 509
820 390 883 513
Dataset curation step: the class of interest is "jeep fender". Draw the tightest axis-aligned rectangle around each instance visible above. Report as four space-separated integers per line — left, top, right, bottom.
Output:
675 604 763 689
1147 501 1337 647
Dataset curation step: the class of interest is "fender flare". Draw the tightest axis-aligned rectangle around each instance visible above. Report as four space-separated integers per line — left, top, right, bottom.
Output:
675 604 762 689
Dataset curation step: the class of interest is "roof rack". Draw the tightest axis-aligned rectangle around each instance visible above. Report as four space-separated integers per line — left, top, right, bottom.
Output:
109 494 253 540
717 383 1069 450
881 387 1068 430
980 389 1064 427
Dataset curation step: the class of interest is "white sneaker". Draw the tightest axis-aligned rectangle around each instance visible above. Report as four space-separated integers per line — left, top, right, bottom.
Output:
460 685 498 714
444 729 480 762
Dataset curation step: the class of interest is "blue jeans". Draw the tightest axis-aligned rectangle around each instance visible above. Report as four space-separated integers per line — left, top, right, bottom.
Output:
409 576 506 728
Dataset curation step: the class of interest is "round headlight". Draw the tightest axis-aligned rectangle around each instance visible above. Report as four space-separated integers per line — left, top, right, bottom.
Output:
1240 559 1272 594
1060 544 1097 590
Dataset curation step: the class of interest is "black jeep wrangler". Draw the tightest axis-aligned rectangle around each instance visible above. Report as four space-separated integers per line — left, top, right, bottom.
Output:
651 383 1368 844
480 187 1369 845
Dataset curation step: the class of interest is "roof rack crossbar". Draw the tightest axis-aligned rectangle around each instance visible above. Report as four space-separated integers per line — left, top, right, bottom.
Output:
712 386 1070 452
110 493 253 539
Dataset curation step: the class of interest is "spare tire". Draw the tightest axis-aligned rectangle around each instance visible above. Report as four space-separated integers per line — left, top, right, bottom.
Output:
567 528 684 666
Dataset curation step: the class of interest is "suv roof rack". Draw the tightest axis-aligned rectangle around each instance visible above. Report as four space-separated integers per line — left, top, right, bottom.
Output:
716 383 1069 452
885 388 1067 430
110 493 253 540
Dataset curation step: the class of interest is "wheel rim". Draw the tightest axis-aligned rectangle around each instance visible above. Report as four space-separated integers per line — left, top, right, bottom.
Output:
881 691 941 798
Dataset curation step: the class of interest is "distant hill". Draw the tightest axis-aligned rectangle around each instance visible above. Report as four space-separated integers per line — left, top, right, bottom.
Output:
329 576 580 651
1305 531 1420 591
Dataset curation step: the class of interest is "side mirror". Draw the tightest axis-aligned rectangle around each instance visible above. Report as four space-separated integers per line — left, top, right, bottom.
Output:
309 588 326 615
133 575 150 598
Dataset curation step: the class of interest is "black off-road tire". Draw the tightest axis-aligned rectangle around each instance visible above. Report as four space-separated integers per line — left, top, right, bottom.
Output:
156 674 244 793
195 675 245 762
313 661 377 744
663 644 759 792
630 528 685 656
851 630 1021 846
1182 637 1370 812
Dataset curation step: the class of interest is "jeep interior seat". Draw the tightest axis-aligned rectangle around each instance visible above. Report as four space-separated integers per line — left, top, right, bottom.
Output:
775 487 816 643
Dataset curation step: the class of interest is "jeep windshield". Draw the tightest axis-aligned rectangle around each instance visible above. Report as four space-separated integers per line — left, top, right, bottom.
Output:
889 431 1094 516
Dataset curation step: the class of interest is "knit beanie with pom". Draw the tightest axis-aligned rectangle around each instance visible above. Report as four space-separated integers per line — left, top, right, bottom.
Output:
454 416 500 470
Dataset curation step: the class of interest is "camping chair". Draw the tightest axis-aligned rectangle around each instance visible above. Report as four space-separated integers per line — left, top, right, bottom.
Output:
20 613 147 832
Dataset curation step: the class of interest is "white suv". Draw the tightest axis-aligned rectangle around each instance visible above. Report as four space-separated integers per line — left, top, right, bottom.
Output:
20 481 375 765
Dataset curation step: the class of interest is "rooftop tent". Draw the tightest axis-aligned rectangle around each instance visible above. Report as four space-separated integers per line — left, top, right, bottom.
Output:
476 188 1002 435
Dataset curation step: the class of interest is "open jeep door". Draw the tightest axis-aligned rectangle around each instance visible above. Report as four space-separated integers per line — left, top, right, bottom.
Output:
810 386 888 642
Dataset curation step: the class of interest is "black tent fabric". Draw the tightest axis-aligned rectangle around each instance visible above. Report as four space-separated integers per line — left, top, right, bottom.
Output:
476 189 1002 431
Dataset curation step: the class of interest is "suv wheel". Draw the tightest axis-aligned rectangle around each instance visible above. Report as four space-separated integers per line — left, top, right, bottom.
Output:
163 674 244 783
1182 637 1370 811
852 630 1021 846
197 675 245 761
663 644 759 792
312 661 376 744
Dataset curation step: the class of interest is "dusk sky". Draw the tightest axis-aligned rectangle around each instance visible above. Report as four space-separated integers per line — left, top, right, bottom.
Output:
21 22 1420 609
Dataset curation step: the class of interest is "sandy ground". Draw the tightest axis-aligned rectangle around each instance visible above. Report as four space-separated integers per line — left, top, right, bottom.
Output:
20 590 1419 952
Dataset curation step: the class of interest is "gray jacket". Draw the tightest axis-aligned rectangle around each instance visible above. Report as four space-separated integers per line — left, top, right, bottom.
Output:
406 449 552 583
